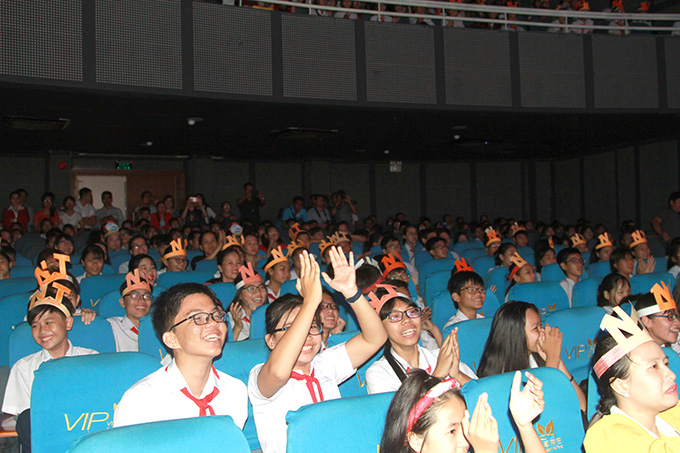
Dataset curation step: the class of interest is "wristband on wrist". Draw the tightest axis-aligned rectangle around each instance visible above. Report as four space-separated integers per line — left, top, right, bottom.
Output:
345 289 363 304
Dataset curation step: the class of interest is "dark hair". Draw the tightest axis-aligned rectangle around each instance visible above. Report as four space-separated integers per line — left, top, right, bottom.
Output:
378 291 418 383
477 301 542 378
80 244 105 262
596 273 630 307
152 283 223 356
533 239 553 273
494 243 517 266
27 302 75 325
264 294 320 336
356 262 382 291
425 236 445 253
129 254 156 272
669 192 680 205
119 275 149 295
667 238 680 269
609 248 633 273
0 250 10 265
447 270 484 301
78 187 91 199
633 291 661 314
557 247 580 269
380 369 465 453
380 235 400 251
591 333 632 417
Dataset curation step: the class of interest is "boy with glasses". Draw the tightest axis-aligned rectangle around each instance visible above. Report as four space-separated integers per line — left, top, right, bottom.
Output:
557 247 584 307
443 258 486 330
113 283 247 428
107 270 153 352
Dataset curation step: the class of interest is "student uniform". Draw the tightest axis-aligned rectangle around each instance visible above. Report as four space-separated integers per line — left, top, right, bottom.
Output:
227 309 251 341
107 316 139 352
559 277 577 307
443 311 484 331
2 341 98 415
248 343 356 453
113 359 248 428
266 285 280 303
584 405 680 452
365 344 477 394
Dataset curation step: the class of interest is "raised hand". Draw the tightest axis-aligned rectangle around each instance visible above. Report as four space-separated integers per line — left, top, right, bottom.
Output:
509 371 545 428
537 324 562 367
321 246 357 298
295 251 322 305
462 393 499 453
432 332 454 378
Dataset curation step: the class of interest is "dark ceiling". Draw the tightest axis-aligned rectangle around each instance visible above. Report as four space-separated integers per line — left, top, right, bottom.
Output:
1 82 678 161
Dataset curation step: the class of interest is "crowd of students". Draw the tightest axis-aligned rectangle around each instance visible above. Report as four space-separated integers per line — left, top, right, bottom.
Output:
2 185 680 452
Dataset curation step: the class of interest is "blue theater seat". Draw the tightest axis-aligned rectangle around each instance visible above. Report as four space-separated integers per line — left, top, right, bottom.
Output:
461 367 584 452
460 248 487 262
453 240 482 255
487 266 510 304
327 330 382 398
213 338 271 451
8 265 33 278
209 282 237 306
630 271 674 294
446 317 493 374
0 292 32 366
10 318 116 367
423 270 450 306
0 277 38 299
31 352 161 453
471 256 495 282
69 415 248 453
572 276 603 308
138 315 166 362
280 279 299 297
285 391 394 453
417 258 454 293
432 288 498 333
79 274 126 312
540 262 566 283
249 305 268 340
507 282 570 315
109 251 131 273
195 258 218 274
156 270 214 288
588 261 611 278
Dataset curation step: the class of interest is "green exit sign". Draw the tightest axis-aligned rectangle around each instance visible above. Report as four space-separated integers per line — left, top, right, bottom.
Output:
116 162 132 170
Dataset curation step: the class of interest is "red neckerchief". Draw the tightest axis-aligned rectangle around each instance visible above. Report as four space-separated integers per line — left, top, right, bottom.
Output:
131 326 139 335
290 369 325 403
178 366 221 416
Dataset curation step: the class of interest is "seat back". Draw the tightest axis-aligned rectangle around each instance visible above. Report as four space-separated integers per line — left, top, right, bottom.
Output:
0 277 38 299
195 258 218 274
471 256 495 282
540 262 566 283
417 258 454 293
156 270 214 288
80 274 126 312
654 256 668 273
69 415 248 453
285 392 394 453
487 266 510 304
446 317 492 374
98 290 125 318
31 352 161 453
423 270 450 306
630 271 674 294
461 367 584 452
9 265 34 278
460 248 487 262
507 282 570 315
542 306 605 381
572 276 603 308
431 289 498 333
210 282 237 307
453 240 481 255
249 305 268 340
280 279 299 297
10 318 116 367
327 330 382 398
213 338 271 451
0 292 32 366
109 251 131 273
138 315 167 362
587 261 611 278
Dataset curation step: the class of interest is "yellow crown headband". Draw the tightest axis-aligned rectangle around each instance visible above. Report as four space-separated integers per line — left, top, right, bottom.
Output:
331 231 351 245
484 227 501 246
289 223 304 241
264 246 288 273
235 262 263 290
122 269 151 297
508 252 529 281
630 230 647 248
593 306 654 378
222 235 245 251
510 223 526 236
637 282 676 317
164 238 187 259
380 253 406 278
367 284 401 313
570 234 586 247
595 233 613 250
319 237 336 255
548 236 555 249
34 253 70 287
29 284 72 318
453 257 474 274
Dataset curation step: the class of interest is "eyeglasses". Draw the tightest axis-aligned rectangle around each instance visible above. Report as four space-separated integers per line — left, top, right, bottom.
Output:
244 284 266 293
385 243 401 250
319 303 338 311
272 322 323 335
460 287 485 295
385 307 421 323
567 258 585 264
125 292 153 302
170 310 228 330
169 257 188 263
648 313 680 322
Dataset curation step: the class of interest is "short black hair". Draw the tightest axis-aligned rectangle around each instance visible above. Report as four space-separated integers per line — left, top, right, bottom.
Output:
78 187 91 198
264 293 320 336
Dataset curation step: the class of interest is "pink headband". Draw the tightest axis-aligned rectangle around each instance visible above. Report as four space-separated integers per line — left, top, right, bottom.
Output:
235 262 263 290
406 378 461 434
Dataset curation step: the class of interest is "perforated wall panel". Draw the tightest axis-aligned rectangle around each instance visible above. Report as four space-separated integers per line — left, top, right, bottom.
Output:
476 161 522 218
375 162 421 222
554 158 580 223
364 22 436 104
592 35 658 109
426 162 472 220
640 140 679 225
443 28 511 107
519 33 585 108
666 38 680 109
281 15 356 100
0 0 81 80
96 0 182 89
584 152 616 228
194 4 272 96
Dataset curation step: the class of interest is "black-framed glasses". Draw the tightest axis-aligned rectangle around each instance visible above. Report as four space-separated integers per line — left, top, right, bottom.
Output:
244 284 266 293
648 313 680 322
385 307 421 323
170 310 227 330
319 303 338 311
567 258 585 264
125 292 153 302
272 322 323 335
460 286 485 295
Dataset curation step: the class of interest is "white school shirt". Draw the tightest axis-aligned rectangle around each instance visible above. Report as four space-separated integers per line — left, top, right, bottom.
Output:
113 358 247 428
669 265 680 279
443 310 484 331
248 343 356 453
227 310 251 342
559 277 577 307
107 316 139 352
2 341 98 415
365 344 477 395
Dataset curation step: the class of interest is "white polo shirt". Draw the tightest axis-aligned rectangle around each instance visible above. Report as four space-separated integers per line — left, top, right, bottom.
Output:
107 316 139 352
2 341 98 415
559 277 577 308
365 344 477 394
443 310 484 331
113 358 247 428
227 310 251 342
248 343 356 453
